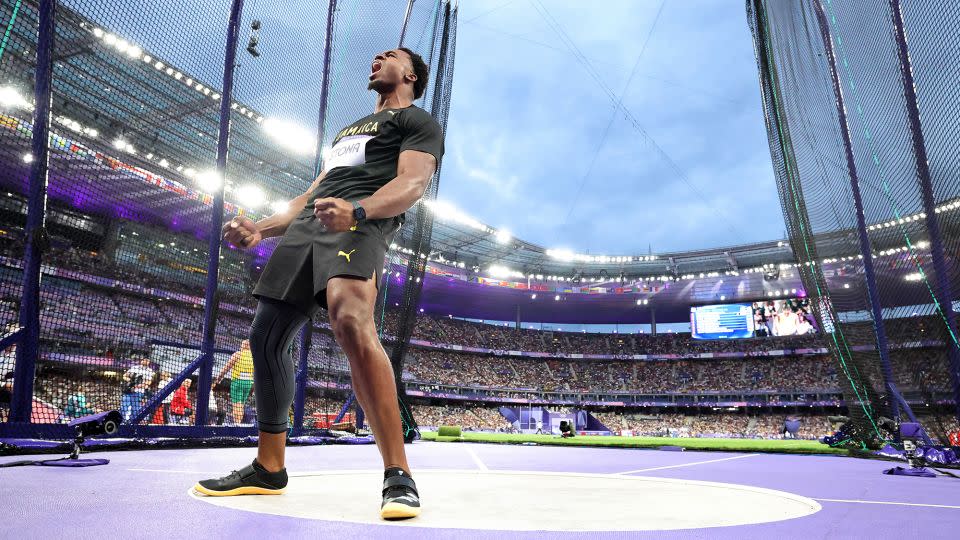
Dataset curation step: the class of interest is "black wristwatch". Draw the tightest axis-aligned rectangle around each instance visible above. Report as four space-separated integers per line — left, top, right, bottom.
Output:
352 200 367 223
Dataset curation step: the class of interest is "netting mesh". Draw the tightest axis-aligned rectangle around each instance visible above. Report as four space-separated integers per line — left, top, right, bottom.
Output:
0 0 455 432
306 0 455 437
0 0 33 421
221 1 336 430
1 0 235 425
747 0 960 447
385 0 456 440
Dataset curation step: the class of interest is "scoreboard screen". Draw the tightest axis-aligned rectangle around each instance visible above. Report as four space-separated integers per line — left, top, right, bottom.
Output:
690 303 755 340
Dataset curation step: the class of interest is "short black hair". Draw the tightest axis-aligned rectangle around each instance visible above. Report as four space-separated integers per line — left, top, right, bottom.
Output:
398 47 429 99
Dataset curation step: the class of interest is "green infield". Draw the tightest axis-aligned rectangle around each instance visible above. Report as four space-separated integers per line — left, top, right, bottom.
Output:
419 430 848 455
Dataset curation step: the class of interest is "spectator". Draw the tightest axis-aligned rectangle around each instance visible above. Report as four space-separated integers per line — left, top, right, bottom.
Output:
0 324 17 421
62 386 95 420
169 379 192 425
208 390 224 426
156 372 175 424
120 358 155 422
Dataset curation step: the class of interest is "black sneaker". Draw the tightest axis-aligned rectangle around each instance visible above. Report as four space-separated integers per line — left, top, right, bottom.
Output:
380 468 421 520
193 459 288 496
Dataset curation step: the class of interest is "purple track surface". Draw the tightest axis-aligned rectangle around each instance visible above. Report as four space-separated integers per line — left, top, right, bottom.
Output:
2 442 958 539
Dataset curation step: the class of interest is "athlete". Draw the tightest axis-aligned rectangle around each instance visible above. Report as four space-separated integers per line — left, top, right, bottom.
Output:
215 339 254 424
194 47 443 521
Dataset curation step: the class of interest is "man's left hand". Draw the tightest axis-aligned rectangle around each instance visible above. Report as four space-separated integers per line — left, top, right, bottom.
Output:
313 197 357 232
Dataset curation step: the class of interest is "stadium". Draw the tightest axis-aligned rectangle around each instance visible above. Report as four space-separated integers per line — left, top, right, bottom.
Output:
1 0 959 538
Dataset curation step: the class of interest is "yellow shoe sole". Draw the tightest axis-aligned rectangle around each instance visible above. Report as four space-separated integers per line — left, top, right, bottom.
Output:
192 483 286 497
380 502 421 520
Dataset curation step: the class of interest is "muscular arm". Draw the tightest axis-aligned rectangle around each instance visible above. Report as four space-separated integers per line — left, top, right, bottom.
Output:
313 150 437 229
216 352 240 383
359 150 437 220
255 171 327 239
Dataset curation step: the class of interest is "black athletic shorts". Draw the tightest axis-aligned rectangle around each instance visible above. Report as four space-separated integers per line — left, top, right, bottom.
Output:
252 213 402 317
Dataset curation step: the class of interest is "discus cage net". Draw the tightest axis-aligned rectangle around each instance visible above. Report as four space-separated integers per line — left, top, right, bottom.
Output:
0 0 457 441
747 0 960 448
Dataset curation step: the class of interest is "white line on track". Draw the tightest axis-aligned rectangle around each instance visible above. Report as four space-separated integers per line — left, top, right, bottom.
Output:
814 498 960 510
464 445 489 471
613 453 760 475
128 468 225 475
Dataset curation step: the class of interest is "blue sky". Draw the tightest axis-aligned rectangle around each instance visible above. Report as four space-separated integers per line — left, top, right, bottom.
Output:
438 0 784 254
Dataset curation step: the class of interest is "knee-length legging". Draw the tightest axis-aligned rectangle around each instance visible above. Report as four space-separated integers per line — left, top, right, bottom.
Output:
248 297 310 433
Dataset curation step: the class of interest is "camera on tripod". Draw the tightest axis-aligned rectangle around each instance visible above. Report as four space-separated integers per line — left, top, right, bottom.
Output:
899 422 926 469
0 410 121 468
70 410 122 439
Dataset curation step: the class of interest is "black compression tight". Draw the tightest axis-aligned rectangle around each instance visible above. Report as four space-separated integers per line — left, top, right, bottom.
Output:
249 297 310 433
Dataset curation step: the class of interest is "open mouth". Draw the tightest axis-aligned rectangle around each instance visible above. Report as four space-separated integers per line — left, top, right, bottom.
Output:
370 61 382 77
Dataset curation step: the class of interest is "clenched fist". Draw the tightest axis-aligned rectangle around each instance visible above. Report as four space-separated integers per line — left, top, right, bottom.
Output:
313 197 357 232
222 216 262 249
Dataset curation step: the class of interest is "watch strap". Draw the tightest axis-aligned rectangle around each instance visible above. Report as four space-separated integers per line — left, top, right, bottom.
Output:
352 200 366 222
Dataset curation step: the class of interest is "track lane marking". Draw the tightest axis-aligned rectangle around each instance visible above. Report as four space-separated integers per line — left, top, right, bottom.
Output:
464 445 489 471
613 453 761 475
128 468 226 474
814 498 960 510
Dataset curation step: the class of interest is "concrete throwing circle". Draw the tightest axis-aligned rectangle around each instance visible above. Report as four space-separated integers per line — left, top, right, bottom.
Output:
190 469 821 531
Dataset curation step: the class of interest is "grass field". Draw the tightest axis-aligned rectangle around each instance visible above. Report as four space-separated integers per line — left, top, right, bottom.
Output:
419 430 849 455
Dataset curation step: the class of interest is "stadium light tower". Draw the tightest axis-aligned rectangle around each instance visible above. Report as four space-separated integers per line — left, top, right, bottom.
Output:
0 86 32 110
235 184 265 208
262 117 316 155
195 169 223 192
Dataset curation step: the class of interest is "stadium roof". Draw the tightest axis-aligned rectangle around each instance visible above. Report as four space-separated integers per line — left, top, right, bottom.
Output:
1 2 314 212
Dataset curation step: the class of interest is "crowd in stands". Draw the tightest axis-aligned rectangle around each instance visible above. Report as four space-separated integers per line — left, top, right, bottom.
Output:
13 364 959 443
3 283 954 407
380 403 838 440
2 226 953 364
21 365 355 428
393 312 828 357
2 218 959 444
592 411 835 439
402 348 952 395
414 403 513 432
1 228 836 361
23 368 239 425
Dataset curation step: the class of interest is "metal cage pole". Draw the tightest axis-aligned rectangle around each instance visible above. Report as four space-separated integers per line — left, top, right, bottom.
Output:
292 329 312 436
888 0 960 423
813 0 908 420
398 0 416 47
9 0 56 424
194 0 246 427
313 0 337 177
291 0 338 434
390 0 454 443
419 0 443 108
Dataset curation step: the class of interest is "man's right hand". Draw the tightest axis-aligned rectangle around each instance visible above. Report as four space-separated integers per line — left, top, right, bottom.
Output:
222 216 262 249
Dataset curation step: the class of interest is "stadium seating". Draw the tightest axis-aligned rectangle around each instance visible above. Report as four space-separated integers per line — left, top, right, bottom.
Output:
2 222 956 437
